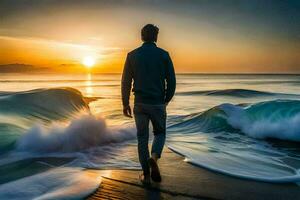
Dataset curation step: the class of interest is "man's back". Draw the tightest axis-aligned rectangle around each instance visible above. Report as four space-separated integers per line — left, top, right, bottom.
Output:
121 24 176 184
122 42 176 106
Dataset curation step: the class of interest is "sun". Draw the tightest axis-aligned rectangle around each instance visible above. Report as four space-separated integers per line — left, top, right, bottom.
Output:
82 56 96 68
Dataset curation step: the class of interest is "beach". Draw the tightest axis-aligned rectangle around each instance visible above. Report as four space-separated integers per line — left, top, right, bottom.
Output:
0 74 300 199
88 148 300 200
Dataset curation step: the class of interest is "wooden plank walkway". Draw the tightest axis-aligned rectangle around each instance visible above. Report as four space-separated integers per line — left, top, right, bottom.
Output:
88 149 300 200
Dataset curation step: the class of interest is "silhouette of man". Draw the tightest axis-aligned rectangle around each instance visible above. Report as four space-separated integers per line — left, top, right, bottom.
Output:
121 24 176 184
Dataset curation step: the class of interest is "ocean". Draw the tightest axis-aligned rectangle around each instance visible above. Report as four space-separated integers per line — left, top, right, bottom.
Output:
0 73 300 199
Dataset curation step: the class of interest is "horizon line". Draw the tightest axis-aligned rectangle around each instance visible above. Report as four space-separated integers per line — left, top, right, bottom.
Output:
1 72 299 75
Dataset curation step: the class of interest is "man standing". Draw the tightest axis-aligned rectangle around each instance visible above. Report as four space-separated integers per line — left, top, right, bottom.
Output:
121 24 176 184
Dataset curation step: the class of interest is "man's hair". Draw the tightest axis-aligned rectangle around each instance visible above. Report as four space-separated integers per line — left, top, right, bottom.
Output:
141 24 159 42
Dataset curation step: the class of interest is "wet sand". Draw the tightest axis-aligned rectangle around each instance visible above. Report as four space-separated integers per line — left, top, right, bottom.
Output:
88 148 300 200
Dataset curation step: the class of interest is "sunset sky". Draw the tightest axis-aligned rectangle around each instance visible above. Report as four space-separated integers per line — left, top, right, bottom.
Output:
0 0 299 73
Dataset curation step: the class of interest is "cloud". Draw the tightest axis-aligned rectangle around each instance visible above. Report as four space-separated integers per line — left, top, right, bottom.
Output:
0 35 89 49
0 35 123 56
0 0 299 73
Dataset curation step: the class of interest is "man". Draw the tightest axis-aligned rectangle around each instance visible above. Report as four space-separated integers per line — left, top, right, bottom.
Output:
121 24 176 184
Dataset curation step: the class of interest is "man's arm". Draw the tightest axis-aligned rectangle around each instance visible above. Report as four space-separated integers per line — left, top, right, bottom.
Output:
121 53 133 117
165 53 176 104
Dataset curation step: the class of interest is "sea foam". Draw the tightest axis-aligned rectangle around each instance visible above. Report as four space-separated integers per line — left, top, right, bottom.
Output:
219 100 300 141
16 115 136 153
0 167 102 200
221 103 300 141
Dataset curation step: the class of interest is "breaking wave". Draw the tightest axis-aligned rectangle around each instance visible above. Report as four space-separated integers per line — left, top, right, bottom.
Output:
0 87 138 199
170 99 300 141
167 99 300 183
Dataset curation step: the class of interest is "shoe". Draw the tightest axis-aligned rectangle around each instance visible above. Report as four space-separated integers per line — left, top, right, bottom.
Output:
148 158 162 182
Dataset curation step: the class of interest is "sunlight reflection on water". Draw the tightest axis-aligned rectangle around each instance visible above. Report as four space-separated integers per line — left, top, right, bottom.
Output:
85 73 94 97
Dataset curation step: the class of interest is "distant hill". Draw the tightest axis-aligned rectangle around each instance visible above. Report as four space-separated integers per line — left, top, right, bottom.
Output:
0 64 50 73
0 63 107 73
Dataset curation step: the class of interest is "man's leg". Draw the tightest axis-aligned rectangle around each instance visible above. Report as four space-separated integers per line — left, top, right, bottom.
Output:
148 105 166 182
133 105 150 176
150 105 166 161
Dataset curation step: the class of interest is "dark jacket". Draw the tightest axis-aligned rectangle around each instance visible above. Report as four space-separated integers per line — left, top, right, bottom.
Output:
121 42 176 106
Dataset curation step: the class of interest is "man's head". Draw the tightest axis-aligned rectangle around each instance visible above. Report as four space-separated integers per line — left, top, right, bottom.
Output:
141 24 159 43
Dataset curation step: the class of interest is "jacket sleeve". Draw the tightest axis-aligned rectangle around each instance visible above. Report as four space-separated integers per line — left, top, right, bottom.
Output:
165 53 176 103
121 53 133 107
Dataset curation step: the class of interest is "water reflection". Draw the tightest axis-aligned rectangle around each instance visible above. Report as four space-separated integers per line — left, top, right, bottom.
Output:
85 73 93 96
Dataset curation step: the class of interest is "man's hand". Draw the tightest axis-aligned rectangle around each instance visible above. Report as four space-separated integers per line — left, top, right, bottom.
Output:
123 105 132 118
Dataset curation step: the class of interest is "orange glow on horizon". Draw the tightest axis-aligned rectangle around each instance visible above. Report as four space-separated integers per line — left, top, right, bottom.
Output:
0 30 299 73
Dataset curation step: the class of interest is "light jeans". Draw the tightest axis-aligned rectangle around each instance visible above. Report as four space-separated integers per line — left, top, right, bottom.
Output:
133 103 166 175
